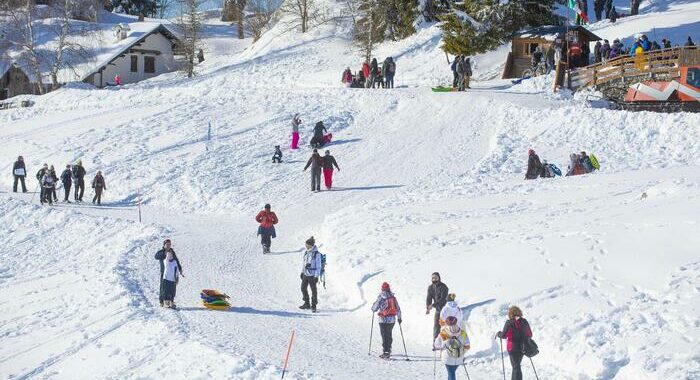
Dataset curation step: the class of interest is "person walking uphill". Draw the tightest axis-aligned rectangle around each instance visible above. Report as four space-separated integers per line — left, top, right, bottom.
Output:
291 114 301 149
91 170 106 205
434 316 470 380
304 149 323 192
255 204 278 254
372 282 402 359
72 160 86 202
300 237 323 312
496 306 533 380
12 156 28 193
322 150 340 190
155 239 181 307
427 272 449 339
60 165 72 202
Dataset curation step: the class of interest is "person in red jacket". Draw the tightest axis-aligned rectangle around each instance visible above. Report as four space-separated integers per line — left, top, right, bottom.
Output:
255 204 278 254
362 61 370 88
496 306 533 380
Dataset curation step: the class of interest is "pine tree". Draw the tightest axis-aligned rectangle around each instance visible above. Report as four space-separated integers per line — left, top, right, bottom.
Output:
354 0 417 60
110 0 157 16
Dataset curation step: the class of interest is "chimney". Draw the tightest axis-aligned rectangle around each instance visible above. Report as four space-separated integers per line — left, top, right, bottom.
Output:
115 23 131 40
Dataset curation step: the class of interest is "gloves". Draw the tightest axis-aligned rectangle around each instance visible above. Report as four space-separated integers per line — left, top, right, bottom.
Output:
398 318 402 324
496 331 502 339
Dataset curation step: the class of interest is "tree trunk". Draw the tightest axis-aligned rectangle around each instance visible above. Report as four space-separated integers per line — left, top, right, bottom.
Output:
237 6 244 39
222 0 236 21
630 0 641 15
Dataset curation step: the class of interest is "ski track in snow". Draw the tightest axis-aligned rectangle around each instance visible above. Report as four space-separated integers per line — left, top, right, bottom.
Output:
1 0 700 379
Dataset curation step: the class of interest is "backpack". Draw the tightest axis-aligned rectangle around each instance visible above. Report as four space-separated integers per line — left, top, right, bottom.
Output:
446 336 464 358
379 296 398 317
589 154 600 170
510 319 539 357
550 163 562 176
36 169 45 181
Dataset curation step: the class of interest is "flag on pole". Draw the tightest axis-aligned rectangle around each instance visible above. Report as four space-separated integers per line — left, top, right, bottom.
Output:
567 0 589 24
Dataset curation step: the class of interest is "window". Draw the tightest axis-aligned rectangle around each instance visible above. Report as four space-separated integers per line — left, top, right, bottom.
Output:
687 68 700 90
144 56 155 74
130 55 138 72
0 88 8 100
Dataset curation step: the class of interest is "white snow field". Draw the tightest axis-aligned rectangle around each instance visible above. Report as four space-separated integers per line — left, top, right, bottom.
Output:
1 0 699 379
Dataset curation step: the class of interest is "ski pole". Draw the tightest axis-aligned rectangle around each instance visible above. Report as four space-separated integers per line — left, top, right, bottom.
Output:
398 321 409 361
462 363 471 380
530 357 540 380
368 312 374 356
281 329 295 379
498 334 506 380
433 348 437 379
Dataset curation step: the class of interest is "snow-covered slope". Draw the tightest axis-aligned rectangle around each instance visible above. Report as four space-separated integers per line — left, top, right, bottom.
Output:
1 1 699 379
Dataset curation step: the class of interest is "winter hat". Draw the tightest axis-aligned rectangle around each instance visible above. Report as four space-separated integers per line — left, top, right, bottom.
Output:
447 293 456 301
446 316 458 326
305 236 315 246
528 149 535 155
43 163 48 168
163 239 171 246
431 272 441 281
381 282 390 291
264 203 271 209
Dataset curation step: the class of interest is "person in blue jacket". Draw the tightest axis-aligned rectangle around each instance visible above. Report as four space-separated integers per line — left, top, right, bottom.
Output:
299 236 323 312
60 164 72 202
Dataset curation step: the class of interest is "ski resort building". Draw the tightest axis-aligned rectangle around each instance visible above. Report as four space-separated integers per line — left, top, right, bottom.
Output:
82 23 182 88
502 25 601 79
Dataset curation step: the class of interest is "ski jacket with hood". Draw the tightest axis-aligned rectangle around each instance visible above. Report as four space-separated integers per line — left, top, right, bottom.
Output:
372 291 402 324
304 153 323 171
500 317 532 353
426 282 449 310
13 160 26 176
439 301 464 327
72 164 86 180
163 251 182 282
301 245 323 277
434 326 470 365
255 210 278 229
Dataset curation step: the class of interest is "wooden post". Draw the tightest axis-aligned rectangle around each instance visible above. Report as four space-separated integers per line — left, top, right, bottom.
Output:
592 67 597 89
281 330 295 379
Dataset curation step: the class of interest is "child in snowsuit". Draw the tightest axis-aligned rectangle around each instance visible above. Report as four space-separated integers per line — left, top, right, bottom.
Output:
161 249 183 309
434 316 470 380
579 151 594 173
92 170 106 205
372 282 402 359
272 145 283 163
496 306 533 380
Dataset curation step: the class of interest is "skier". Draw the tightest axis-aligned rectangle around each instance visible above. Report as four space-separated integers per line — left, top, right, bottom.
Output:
439 293 464 329
255 203 278 254
566 153 586 176
383 57 396 89
451 55 461 88
371 282 402 359
272 145 283 163
12 155 27 193
433 316 470 380
40 166 56 205
161 247 183 309
291 114 301 149
525 149 543 180
155 239 182 307
426 272 449 339
496 306 533 380
310 121 327 148
91 170 106 205
72 160 86 202
300 236 322 312
60 165 72 202
321 150 340 190
48 165 59 202
36 163 48 204
303 149 323 192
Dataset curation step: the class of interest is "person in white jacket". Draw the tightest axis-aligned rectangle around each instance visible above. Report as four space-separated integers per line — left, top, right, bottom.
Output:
299 236 323 312
434 316 470 380
162 250 183 309
439 293 464 329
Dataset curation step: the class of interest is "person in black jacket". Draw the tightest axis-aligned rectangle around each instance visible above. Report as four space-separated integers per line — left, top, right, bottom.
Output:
36 163 48 203
72 160 86 202
426 272 449 339
310 121 328 148
154 239 183 307
525 149 543 180
49 165 59 202
12 156 28 193
303 149 323 192
60 165 72 202
370 58 380 89
321 150 340 190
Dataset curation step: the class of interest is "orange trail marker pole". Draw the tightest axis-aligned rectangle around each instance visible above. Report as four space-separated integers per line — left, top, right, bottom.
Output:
281 330 295 379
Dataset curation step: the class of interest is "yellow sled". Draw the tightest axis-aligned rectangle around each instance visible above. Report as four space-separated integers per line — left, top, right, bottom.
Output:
202 301 230 311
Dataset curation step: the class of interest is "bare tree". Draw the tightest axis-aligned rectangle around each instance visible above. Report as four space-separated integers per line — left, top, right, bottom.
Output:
245 0 277 41
155 0 175 18
630 0 641 15
222 0 247 39
176 0 203 77
1 0 47 94
278 0 325 33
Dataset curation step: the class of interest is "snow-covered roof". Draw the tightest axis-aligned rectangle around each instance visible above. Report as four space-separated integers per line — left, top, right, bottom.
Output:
515 25 602 42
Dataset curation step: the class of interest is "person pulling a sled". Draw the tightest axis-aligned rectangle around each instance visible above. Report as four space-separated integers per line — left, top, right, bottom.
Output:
300 236 322 312
496 306 533 380
256 204 278 253
371 282 402 359
434 315 470 380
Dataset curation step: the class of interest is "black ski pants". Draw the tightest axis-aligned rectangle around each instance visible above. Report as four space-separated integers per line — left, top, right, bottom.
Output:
63 183 71 201
260 233 272 249
379 322 394 354
13 175 27 192
162 279 177 302
433 306 444 339
509 351 524 380
300 275 318 307
75 178 85 201
311 168 321 191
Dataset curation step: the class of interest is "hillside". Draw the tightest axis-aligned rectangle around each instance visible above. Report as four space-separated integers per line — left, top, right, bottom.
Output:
1 1 699 379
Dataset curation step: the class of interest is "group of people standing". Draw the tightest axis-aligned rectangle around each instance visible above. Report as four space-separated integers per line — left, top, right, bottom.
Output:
11 156 106 205
450 56 472 91
525 149 599 180
342 57 397 89
371 272 535 380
